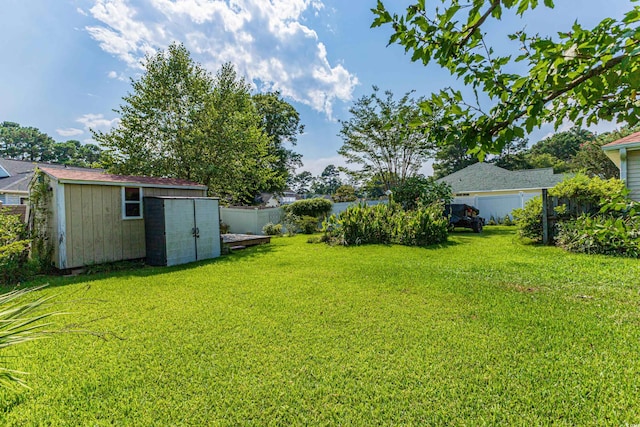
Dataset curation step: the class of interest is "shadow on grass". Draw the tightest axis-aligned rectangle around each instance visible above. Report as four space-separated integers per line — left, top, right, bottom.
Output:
4 242 278 293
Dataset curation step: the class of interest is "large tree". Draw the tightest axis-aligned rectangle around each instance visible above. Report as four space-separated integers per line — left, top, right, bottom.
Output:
253 91 304 193
202 63 277 204
95 43 213 179
338 87 435 190
372 1 640 156
0 122 55 162
432 139 478 179
311 164 343 195
94 43 275 205
571 126 639 179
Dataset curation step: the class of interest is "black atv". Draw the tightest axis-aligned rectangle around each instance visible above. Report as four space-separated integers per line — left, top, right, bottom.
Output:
445 203 484 233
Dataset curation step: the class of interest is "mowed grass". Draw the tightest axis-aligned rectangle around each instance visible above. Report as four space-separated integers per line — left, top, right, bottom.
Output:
1 227 640 425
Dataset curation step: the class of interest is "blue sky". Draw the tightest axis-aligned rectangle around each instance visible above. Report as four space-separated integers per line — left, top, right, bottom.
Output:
0 0 632 176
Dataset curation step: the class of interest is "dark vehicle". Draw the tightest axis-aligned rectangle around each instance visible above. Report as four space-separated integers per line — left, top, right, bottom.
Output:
445 203 484 233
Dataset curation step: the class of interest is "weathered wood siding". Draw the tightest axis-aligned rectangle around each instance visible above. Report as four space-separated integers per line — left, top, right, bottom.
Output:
62 184 205 269
628 150 640 201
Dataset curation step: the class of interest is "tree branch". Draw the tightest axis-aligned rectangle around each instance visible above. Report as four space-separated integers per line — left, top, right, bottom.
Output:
459 0 501 48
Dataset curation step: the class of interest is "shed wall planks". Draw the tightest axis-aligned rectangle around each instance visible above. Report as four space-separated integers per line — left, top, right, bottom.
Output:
53 184 206 269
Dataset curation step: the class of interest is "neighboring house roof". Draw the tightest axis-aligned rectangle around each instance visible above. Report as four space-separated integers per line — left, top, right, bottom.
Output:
602 131 640 150
0 158 102 194
437 162 567 193
40 167 206 190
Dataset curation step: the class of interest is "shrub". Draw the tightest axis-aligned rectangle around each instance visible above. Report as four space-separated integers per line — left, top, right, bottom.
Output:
332 185 358 202
513 196 543 242
0 211 33 285
297 216 320 234
262 222 283 236
283 198 333 218
395 203 449 246
282 213 300 236
556 214 640 257
549 173 625 209
323 202 448 247
392 176 452 211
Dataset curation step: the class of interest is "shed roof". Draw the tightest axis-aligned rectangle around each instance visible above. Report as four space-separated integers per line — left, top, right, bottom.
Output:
602 131 640 149
437 162 567 193
40 167 206 190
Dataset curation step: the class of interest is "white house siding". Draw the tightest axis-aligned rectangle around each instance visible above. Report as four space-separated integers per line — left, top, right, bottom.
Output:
452 190 540 220
628 150 640 201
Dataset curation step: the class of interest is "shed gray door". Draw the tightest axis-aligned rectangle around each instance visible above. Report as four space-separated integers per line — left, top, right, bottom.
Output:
164 199 197 266
194 199 221 260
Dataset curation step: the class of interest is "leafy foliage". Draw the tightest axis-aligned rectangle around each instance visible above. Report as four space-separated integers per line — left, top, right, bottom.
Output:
338 87 436 190
514 174 637 255
262 222 283 236
432 139 479 179
95 44 277 205
0 211 34 284
323 202 448 247
555 213 640 257
311 165 342 195
0 122 103 167
372 1 640 156
392 176 452 211
332 185 358 203
283 198 333 219
548 173 625 207
253 92 304 193
0 285 56 389
512 196 543 242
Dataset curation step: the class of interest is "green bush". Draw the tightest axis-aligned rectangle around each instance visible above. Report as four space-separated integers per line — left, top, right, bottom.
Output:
555 213 640 257
0 211 33 284
283 198 333 218
297 216 320 234
549 173 625 208
323 202 448 247
262 222 283 236
392 176 452 211
512 196 543 242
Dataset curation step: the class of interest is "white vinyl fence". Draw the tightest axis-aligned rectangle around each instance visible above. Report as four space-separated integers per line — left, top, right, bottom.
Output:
452 192 539 221
220 200 388 235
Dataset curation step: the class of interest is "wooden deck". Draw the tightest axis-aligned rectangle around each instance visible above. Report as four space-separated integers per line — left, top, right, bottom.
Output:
222 233 271 249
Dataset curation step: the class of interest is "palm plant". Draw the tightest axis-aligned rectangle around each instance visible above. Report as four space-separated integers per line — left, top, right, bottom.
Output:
0 285 56 389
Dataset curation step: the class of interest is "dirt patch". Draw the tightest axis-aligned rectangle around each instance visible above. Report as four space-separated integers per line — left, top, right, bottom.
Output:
506 283 540 293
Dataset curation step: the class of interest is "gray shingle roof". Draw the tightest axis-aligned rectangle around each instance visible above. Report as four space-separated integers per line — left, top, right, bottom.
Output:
437 162 567 193
0 158 103 193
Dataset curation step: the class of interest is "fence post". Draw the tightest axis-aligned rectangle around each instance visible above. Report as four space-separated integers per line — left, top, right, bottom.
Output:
542 189 549 245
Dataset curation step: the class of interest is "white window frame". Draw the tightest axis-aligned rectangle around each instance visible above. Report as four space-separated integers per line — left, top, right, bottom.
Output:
122 187 143 220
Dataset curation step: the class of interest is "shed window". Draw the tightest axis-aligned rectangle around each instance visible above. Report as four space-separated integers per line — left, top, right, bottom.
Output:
122 187 143 219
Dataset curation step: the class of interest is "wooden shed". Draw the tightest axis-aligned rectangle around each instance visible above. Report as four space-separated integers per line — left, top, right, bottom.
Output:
34 167 208 269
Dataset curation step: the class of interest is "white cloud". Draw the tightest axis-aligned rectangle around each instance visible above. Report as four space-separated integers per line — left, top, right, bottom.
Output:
83 0 358 117
77 113 120 132
56 128 84 137
298 155 347 176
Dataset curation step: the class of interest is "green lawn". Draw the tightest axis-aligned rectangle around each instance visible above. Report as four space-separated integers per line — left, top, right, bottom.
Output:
2 227 640 425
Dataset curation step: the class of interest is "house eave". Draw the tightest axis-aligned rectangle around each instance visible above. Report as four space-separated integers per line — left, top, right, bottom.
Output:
452 187 553 194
